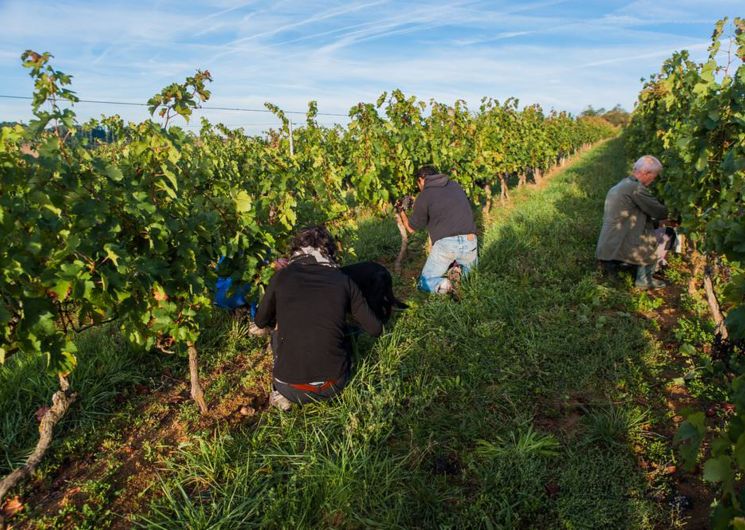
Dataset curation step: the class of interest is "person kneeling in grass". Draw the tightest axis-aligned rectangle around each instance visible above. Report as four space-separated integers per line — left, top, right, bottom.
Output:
596 155 674 289
254 226 382 411
399 165 478 294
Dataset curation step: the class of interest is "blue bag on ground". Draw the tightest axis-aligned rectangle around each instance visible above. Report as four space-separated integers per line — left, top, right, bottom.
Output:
214 256 252 310
214 275 251 309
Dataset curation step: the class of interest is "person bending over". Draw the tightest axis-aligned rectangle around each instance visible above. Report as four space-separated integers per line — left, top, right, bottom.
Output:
400 165 478 294
596 155 672 289
254 226 382 410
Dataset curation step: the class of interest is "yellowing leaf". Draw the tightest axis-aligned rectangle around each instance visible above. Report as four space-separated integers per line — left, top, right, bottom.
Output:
43 203 62 216
235 190 253 213
49 279 72 301
2 496 24 518
104 244 120 267
153 284 168 302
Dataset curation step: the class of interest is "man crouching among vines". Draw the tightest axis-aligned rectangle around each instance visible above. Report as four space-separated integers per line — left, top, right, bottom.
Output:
254 226 382 411
400 165 478 294
596 155 673 289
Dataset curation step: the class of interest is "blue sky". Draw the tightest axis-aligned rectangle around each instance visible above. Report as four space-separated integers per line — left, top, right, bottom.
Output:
0 0 741 133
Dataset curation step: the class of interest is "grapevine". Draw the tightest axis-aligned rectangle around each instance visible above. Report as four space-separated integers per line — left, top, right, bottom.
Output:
626 18 745 528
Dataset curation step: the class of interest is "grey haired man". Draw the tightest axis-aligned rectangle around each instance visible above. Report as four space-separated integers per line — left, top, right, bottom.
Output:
596 155 673 289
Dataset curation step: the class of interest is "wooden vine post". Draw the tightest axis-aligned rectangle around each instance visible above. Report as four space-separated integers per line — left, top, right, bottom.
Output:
703 259 729 340
482 184 493 216
533 167 543 185
394 210 409 275
498 174 510 202
187 341 209 414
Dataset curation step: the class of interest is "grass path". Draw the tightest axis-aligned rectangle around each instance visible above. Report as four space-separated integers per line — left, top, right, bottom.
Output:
141 138 680 529
5 138 707 528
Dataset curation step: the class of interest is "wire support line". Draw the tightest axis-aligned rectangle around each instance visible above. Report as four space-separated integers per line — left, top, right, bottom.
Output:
0 94 349 117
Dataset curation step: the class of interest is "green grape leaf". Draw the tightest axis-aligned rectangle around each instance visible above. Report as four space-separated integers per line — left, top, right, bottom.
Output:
703 455 732 483
726 307 745 341
105 164 123 181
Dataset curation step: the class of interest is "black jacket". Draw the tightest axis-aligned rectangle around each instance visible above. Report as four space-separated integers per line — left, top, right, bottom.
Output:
254 256 382 383
409 174 477 244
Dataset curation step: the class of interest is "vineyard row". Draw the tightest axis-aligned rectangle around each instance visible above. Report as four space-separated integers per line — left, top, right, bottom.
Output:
0 50 614 501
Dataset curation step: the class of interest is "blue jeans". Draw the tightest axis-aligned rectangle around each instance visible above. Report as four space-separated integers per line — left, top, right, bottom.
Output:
418 235 478 293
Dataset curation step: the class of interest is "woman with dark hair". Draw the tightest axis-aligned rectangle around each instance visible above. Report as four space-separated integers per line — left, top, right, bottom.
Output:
254 226 382 410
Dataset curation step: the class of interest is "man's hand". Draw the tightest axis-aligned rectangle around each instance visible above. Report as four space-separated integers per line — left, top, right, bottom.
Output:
393 194 417 234
272 258 289 270
248 322 271 337
399 211 416 235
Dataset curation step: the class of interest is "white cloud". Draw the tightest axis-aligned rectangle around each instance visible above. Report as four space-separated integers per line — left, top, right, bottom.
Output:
1 0 740 129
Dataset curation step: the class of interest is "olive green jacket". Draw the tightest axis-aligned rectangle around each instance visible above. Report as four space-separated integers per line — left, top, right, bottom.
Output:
595 176 668 266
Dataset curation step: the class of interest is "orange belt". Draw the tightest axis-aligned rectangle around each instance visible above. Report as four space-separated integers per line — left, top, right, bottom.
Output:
287 380 337 393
